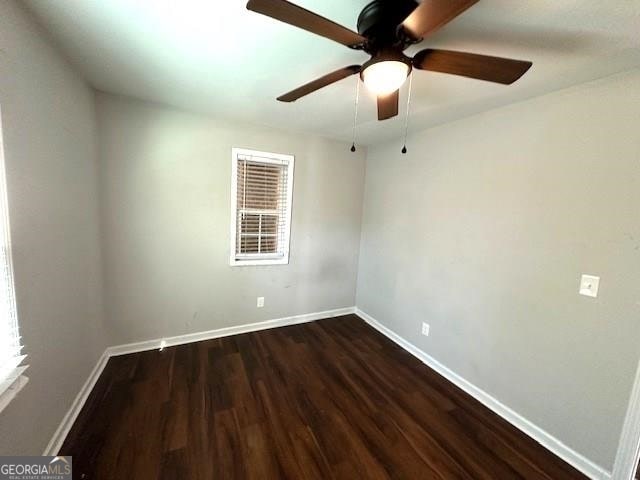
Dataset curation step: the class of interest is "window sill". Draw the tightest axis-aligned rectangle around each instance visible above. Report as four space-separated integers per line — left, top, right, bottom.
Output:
0 375 29 414
230 257 289 267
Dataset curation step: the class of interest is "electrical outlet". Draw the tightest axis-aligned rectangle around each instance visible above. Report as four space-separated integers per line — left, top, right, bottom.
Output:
421 322 430 336
257 297 265 308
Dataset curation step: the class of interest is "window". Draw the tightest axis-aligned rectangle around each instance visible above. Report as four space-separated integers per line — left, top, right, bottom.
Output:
0 111 27 412
230 148 294 266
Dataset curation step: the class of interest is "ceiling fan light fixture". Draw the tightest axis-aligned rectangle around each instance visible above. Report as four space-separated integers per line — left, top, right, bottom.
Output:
362 60 410 95
247 0 532 121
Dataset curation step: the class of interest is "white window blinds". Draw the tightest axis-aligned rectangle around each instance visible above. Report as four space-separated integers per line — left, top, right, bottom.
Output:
0 112 27 406
230 148 294 266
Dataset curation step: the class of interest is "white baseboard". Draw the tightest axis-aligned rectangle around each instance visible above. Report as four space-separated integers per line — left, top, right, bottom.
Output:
355 308 611 480
106 306 355 357
43 349 110 456
44 306 356 455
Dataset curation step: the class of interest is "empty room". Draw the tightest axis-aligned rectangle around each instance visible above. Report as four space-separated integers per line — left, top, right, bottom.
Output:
0 0 639 479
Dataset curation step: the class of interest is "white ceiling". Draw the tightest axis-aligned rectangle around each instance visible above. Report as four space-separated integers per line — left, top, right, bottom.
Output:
23 0 640 145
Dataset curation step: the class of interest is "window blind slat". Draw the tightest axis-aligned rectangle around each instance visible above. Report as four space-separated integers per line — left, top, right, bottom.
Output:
0 354 27 378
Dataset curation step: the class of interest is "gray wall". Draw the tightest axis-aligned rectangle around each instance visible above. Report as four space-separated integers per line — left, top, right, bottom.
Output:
0 1 106 454
356 69 640 470
96 93 365 345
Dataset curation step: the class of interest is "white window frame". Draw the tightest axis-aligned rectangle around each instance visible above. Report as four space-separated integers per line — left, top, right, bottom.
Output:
0 107 28 414
230 148 294 267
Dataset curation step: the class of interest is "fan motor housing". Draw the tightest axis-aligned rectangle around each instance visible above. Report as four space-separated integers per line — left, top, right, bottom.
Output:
357 0 419 52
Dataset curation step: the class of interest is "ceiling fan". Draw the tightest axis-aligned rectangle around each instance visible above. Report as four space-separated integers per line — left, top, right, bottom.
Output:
246 0 533 121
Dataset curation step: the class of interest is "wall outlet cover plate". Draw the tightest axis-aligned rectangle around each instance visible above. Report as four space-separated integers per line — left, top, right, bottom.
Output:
579 275 600 298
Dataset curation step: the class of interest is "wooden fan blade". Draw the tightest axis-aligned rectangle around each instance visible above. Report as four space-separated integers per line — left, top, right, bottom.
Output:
413 49 532 84
401 0 478 40
277 65 361 102
377 90 399 121
247 0 366 47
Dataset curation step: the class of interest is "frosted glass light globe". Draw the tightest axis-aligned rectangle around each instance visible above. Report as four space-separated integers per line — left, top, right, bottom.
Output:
362 60 410 95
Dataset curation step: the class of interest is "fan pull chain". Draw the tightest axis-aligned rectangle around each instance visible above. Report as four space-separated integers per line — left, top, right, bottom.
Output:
350 76 361 153
401 72 414 154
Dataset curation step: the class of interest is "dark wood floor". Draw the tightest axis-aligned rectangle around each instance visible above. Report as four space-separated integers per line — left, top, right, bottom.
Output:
62 315 587 479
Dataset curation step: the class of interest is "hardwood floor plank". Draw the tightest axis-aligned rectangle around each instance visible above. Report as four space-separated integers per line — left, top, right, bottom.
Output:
158 448 189 480
213 409 245 479
60 315 588 479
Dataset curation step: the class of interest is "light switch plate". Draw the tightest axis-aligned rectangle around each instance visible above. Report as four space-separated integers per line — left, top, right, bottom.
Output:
421 322 430 336
257 297 264 308
579 275 600 298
